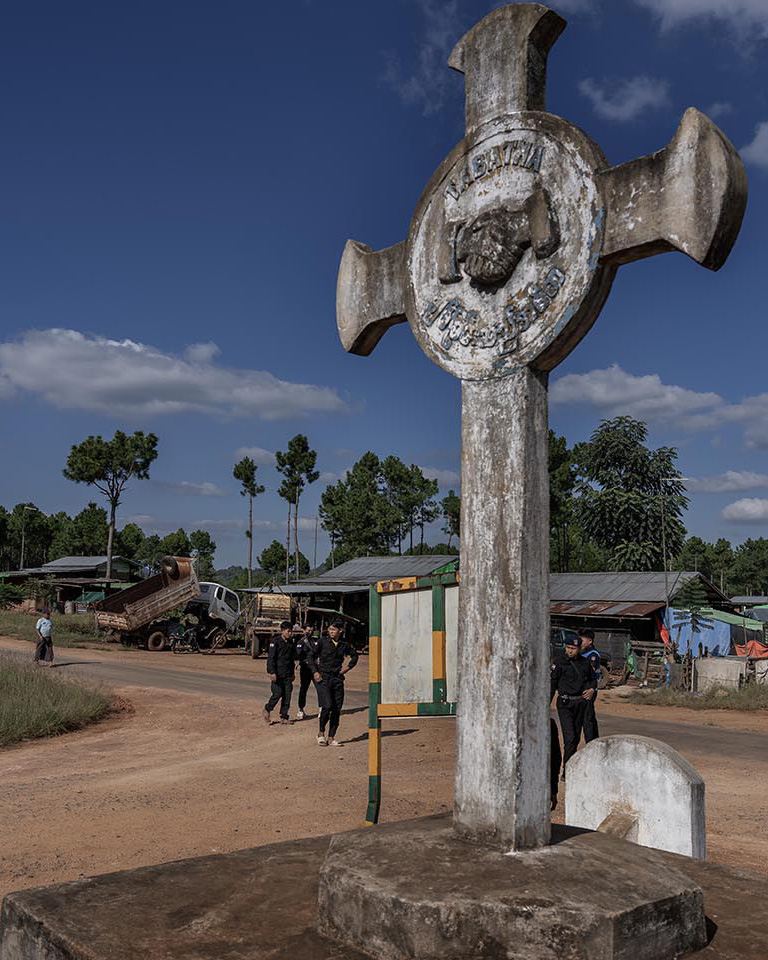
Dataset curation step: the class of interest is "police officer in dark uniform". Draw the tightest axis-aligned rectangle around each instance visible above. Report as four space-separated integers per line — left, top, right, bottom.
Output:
295 622 318 721
262 620 297 725
579 627 601 742
308 618 358 746
550 634 596 776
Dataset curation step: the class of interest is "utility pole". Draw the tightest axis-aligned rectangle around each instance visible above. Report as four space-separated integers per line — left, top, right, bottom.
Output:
313 516 318 570
285 505 291 585
660 490 671 648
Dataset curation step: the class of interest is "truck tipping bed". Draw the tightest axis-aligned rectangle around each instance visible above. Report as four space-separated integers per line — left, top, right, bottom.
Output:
94 557 199 634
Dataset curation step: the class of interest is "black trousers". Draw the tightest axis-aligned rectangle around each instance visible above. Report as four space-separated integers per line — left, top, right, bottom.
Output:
298 662 317 712
265 677 293 719
317 673 345 739
556 697 587 772
583 691 599 743
550 718 562 802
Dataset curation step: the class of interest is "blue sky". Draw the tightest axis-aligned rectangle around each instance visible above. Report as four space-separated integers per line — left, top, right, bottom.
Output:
1 0 767 568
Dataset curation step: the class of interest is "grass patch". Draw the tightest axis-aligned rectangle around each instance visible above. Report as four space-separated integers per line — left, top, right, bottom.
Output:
629 683 768 711
0 655 113 747
0 610 108 648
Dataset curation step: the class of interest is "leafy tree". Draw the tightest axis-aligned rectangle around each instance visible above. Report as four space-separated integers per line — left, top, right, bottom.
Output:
381 456 413 554
0 506 10 569
730 538 768 597
116 523 146 560
440 490 461 550
63 431 158 579
233 456 265 588
258 539 308 579
136 534 164 572
190 529 217 579
275 435 319 582
575 417 687 571
319 453 392 564
259 540 288 578
411 468 439 551
8 503 50 569
158 528 191 558
71 502 109 556
48 512 75 561
549 430 578 572
671 576 713 653
0 582 23 608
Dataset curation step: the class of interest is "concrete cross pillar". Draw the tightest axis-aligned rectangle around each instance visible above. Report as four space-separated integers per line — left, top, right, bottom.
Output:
334 2 746 850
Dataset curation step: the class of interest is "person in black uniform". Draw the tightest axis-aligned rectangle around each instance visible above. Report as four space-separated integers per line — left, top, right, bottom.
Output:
550 717 562 811
308 618 358 746
262 621 297 725
550 634 596 776
579 627 601 742
296 622 318 721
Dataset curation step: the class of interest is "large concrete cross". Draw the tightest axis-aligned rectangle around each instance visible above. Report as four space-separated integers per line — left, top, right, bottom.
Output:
337 4 746 850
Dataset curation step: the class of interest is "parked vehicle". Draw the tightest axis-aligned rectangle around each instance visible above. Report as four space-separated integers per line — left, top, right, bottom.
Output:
93 558 239 652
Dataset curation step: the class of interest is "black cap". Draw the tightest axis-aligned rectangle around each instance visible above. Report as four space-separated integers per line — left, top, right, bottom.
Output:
330 618 344 629
564 635 581 646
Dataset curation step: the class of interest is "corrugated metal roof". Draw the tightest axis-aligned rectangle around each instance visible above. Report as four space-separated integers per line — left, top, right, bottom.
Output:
550 571 727 604
550 600 663 618
312 555 458 585
731 596 768 605
240 582 365 595
42 556 137 570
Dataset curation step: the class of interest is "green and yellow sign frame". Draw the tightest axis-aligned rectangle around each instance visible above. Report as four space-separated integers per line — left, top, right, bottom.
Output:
366 563 459 825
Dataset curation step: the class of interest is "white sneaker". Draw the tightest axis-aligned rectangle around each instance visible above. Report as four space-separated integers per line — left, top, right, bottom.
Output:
330 739 342 747
296 710 305 721
317 735 328 745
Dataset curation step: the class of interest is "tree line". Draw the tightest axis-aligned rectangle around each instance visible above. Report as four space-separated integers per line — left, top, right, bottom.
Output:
0 502 217 580
5 416 768 598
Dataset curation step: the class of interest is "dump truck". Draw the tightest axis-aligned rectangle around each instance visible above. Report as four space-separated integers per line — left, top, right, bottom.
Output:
93 556 240 651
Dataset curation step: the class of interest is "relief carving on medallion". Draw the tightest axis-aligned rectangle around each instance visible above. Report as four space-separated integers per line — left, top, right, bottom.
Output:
438 186 561 287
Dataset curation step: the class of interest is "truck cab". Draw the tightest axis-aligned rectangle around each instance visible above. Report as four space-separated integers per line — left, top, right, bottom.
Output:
194 582 241 632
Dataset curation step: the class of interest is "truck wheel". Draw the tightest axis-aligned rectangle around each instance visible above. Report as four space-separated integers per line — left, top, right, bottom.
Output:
147 630 167 652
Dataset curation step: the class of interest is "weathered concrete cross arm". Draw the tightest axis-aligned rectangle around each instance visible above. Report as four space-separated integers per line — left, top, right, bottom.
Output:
599 107 748 271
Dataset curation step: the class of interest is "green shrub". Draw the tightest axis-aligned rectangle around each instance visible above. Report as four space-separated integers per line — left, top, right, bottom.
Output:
0 655 113 747
0 584 24 609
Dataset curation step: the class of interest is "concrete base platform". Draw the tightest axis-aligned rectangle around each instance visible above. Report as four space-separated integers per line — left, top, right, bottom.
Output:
2 816 768 960
319 816 707 959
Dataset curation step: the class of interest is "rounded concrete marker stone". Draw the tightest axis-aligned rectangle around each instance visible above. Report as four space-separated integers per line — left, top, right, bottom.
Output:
565 735 706 860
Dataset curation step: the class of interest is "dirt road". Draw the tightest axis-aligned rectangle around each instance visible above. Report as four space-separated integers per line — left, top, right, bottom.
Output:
1 636 766 899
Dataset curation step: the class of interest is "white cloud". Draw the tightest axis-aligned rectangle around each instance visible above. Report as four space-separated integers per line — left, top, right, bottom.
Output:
382 0 463 116
742 121 768 172
707 100 733 119
578 75 670 122
551 364 721 420
420 465 460 488
156 481 227 497
687 471 768 493
551 364 768 449
234 446 276 466
635 0 768 38
722 498 768 523
0 329 346 420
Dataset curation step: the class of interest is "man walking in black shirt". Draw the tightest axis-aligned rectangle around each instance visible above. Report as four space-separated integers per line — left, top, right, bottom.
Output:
296 622 318 721
550 635 596 776
263 621 297 725
308 618 358 746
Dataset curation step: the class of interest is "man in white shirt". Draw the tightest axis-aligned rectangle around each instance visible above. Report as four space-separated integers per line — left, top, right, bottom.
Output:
34 609 54 665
